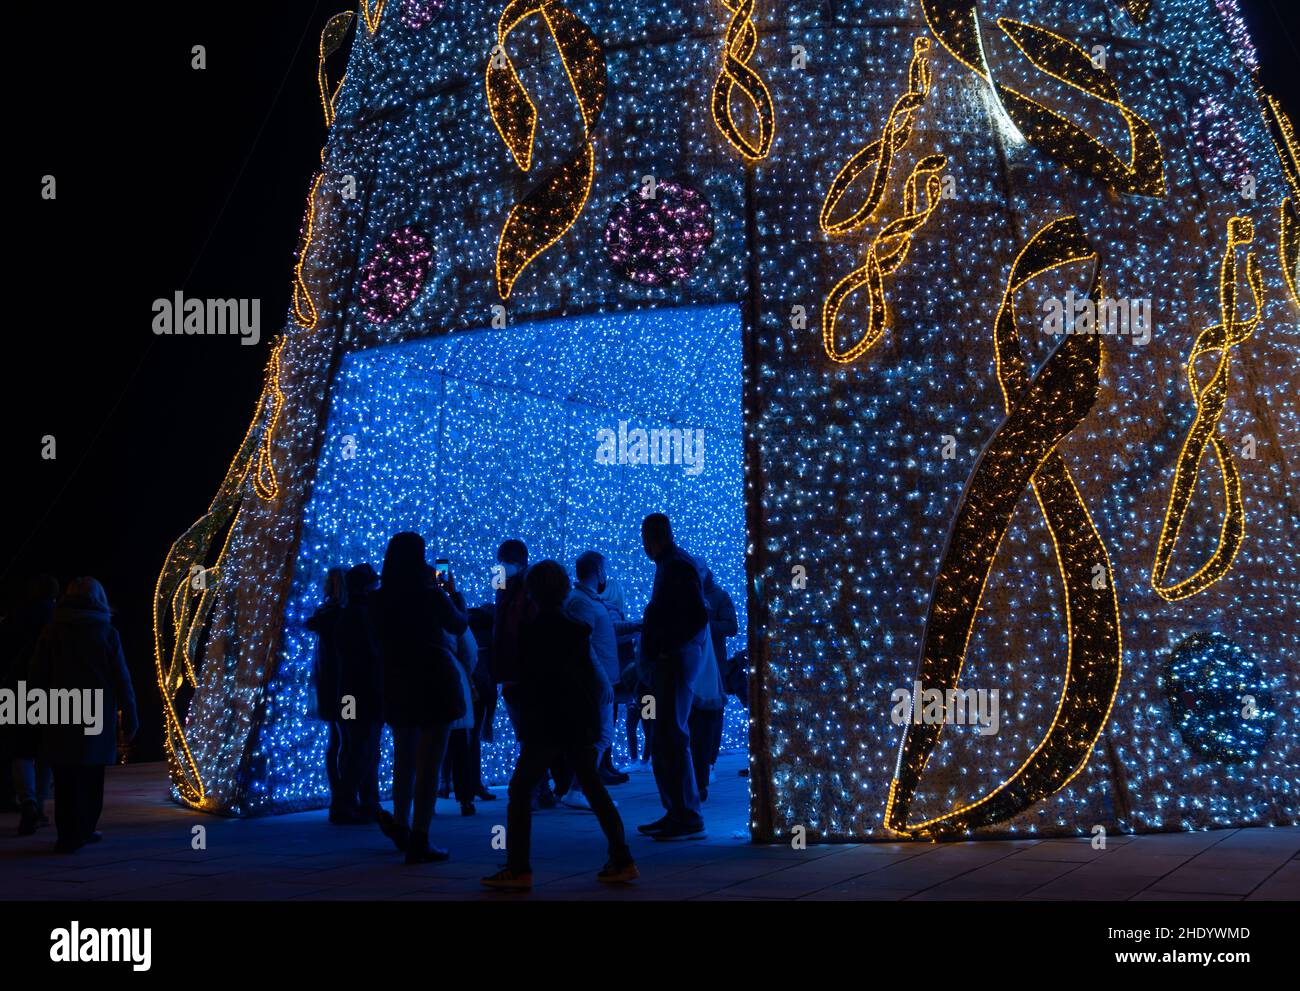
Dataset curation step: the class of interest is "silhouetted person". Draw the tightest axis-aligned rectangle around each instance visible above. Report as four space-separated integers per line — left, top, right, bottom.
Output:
442 584 480 816
372 532 468 863
563 551 629 801
305 567 347 821
465 604 498 803
636 513 708 841
481 561 637 890
334 563 383 822
690 564 736 801
29 578 138 853
492 539 560 808
3 574 58 834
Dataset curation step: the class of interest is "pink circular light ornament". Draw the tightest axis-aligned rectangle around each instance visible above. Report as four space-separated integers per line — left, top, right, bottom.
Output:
603 180 715 287
399 0 444 31
358 226 432 323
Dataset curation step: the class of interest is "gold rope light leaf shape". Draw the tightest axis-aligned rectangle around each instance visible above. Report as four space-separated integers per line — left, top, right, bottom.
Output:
360 0 386 34
822 155 946 363
711 0 776 161
152 352 283 807
920 0 1165 197
1151 217 1263 602
486 0 607 299
252 338 287 501
885 216 1123 836
820 37 933 234
318 10 355 127
292 172 326 330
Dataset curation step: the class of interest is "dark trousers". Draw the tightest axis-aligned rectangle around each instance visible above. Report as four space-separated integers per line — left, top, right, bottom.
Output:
650 656 703 828
446 729 476 803
340 720 382 815
391 723 451 841
325 721 343 809
688 706 724 795
52 764 105 848
506 741 630 873
504 695 565 799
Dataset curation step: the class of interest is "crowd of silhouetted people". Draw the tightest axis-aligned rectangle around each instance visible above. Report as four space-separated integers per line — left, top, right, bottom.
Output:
0 512 744 890
306 513 743 890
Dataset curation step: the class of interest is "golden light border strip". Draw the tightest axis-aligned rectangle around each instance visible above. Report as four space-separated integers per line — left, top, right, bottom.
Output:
252 339 287 501
1151 217 1263 601
711 0 776 161
1283 198 1299 309
885 216 1123 837
360 0 386 34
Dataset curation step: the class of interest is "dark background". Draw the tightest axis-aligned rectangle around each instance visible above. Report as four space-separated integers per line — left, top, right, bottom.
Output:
6 2 1299 760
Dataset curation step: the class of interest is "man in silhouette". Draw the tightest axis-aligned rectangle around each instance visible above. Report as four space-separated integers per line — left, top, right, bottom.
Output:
636 513 709 840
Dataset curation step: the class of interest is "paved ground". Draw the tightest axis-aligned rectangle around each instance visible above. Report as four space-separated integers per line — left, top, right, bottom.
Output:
1 754 1296 900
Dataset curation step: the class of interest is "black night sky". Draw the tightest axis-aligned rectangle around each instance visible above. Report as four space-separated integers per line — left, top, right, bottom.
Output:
7 2 1300 761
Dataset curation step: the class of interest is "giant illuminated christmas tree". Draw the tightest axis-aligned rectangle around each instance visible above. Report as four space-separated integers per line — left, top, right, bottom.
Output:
154 0 1298 840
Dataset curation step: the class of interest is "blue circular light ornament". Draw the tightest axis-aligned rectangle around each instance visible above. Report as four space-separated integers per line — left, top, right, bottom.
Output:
1164 633 1275 764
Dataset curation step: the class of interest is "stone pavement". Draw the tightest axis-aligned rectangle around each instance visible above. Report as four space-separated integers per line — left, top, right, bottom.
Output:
1 754 1296 901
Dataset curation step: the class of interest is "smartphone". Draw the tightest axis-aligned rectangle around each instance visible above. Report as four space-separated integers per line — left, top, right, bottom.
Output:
434 559 450 586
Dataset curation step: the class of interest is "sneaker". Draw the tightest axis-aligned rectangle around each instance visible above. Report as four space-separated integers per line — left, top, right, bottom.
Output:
537 788 558 810
474 788 498 802
597 860 640 884
637 815 671 835
481 867 533 891
652 822 706 842
85 831 104 845
460 802 476 817
562 790 592 811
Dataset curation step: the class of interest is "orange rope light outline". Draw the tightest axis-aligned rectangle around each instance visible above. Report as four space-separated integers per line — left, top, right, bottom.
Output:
151 358 281 807
318 10 355 127
820 37 933 235
821 155 946 363
1151 217 1263 602
920 0 1166 197
485 0 606 298
360 0 386 34
253 338 287 501
885 216 1123 837
711 0 776 161
1283 198 1299 309
292 172 326 330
